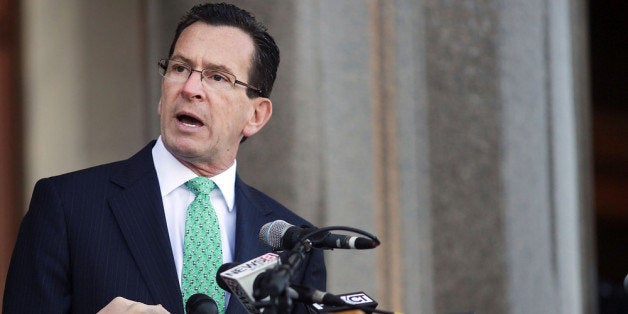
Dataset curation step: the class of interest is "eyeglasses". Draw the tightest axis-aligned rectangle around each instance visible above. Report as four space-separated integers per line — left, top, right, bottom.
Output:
158 59 263 96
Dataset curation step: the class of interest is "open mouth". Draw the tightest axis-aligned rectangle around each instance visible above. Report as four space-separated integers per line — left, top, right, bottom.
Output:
177 114 204 127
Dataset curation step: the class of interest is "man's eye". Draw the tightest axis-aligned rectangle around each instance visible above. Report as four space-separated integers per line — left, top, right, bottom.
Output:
171 64 188 73
206 72 230 83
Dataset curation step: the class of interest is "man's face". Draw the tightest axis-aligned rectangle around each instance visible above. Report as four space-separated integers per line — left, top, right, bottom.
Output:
158 22 270 174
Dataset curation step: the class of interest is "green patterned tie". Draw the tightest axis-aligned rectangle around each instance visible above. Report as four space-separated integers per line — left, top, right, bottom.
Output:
182 177 225 313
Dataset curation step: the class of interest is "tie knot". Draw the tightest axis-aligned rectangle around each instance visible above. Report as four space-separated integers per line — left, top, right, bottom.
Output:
185 177 216 196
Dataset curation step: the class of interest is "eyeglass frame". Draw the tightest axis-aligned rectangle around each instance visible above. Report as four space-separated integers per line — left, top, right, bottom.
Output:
157 58 264 97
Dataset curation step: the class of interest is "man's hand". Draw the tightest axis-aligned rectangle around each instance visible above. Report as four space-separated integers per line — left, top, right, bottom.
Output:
97 297 170 314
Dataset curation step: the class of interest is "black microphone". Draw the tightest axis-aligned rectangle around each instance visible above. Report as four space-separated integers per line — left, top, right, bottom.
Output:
308 291 381 313
624 273 628 294
259 220 379 250
186 293 218 314
215 262 239 292
289 284 346 307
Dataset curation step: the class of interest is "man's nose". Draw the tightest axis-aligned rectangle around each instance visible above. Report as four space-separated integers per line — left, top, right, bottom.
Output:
181 70 205 99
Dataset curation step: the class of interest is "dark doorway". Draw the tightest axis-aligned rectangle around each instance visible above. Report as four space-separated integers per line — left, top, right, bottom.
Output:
590 0 628 313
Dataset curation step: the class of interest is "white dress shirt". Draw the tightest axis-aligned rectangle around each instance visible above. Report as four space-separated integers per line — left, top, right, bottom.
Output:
151 136 237 289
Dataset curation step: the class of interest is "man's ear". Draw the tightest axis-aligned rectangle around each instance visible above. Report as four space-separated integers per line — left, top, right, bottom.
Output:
243 98 272 137
157 99 163 116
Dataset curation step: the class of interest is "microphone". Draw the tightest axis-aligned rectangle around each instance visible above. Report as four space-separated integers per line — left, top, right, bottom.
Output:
289 284 346 307
216 262 240 292
309 291 379 313
218 260 346 308
186 293 218 314
624 273 628 294
259 220 379 250
217 253 282 313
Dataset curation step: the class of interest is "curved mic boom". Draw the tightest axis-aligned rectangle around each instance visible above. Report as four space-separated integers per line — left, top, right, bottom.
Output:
259 220 379 250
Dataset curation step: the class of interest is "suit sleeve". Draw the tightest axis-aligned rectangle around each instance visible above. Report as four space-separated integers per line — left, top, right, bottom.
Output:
3 179 72 313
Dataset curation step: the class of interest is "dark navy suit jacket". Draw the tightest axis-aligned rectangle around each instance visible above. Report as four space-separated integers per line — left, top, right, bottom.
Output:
3 141 326 313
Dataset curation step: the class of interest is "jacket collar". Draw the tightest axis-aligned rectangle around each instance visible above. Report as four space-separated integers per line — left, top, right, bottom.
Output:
108 141 184 313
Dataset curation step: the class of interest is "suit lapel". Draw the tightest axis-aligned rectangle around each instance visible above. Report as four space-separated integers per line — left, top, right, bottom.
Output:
108 142 183 313
232 175 273 262
226 176 274 313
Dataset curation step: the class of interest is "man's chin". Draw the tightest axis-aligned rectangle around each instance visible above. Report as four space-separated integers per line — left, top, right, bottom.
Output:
163 137 204 158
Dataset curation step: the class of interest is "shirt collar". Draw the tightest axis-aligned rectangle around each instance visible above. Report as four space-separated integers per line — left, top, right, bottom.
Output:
152 136 237 211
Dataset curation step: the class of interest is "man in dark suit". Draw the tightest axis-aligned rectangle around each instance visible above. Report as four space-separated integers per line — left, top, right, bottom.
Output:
3 3 325 313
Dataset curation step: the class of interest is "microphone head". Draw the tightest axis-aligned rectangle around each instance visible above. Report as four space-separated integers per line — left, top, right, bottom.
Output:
186 293 218 314
259 220 293 249
216 262 240 291
352 237 380 249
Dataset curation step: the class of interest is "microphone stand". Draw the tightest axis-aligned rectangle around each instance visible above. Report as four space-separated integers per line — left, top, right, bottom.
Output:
254 239 311 314
256 226 380 313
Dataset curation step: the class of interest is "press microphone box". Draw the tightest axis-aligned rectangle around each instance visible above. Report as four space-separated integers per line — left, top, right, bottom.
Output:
309 291 378 313
219 252 281 313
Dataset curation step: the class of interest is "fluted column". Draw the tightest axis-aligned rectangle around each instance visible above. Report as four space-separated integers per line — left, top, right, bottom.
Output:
234 1 594 313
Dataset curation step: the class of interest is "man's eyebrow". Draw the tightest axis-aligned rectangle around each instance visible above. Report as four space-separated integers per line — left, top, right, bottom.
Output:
170 54 235 75
169 54 193 65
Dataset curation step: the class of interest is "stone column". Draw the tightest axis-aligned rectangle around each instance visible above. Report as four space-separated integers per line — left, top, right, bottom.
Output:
22 0 147 192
